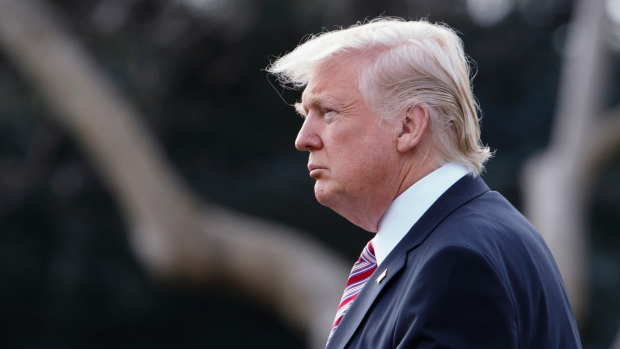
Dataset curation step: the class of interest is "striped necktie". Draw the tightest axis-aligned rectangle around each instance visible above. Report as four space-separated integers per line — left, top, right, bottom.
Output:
327 240 377 344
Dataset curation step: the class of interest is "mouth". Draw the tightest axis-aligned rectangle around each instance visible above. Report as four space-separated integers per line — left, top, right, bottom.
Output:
308 164 326 178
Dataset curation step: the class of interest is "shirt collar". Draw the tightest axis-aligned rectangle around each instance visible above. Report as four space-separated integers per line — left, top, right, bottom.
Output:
373 163 469 266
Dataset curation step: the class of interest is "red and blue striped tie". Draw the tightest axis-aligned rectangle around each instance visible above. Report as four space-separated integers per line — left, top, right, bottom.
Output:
327 240 377 344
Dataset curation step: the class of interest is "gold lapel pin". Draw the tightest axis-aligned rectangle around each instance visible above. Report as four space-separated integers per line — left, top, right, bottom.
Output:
376 269 388 283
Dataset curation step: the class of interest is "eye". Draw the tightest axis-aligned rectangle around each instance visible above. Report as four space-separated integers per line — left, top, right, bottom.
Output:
324 108 337 116
324 109 337 123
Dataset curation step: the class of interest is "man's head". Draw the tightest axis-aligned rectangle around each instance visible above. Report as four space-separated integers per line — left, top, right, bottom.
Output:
267 18 491 231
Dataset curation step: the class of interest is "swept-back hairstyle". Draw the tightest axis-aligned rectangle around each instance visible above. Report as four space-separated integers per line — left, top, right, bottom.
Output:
267 18 491 176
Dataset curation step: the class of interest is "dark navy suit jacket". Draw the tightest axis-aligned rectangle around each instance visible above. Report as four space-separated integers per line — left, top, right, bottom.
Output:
326 175 582 349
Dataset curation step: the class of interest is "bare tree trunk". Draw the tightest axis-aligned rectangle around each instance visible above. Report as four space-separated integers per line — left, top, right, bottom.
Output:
521 0 620 330
0 0 348 347
613 327 620 349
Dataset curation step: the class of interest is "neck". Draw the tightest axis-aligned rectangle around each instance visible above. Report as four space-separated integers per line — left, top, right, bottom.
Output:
395 156 440 198
337 153 441 233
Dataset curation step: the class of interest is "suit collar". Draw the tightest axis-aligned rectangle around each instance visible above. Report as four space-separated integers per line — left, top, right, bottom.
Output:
325 175 490 349
374 163 469 265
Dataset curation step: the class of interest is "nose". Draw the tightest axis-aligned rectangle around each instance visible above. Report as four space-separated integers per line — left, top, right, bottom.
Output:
295 117 323 151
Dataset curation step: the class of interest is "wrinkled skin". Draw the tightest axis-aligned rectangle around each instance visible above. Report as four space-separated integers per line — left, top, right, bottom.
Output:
295 58 439 232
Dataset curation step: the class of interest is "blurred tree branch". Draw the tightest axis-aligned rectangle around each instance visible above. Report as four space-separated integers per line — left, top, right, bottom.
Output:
0 0 348 347
521 0 620 337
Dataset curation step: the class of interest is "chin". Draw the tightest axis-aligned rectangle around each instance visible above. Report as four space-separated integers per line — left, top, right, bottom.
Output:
314 182 340 208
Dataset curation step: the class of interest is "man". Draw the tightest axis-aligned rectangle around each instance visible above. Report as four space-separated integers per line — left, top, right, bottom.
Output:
268 18 581 349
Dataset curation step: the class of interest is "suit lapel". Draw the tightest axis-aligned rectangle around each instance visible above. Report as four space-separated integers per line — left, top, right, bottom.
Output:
325 175 490 349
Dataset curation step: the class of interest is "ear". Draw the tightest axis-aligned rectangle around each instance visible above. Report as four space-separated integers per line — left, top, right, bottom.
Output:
396 106 430 153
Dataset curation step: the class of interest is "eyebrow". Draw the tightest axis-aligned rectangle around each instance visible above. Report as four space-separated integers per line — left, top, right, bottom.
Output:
294 102 306 117
297 94 337 118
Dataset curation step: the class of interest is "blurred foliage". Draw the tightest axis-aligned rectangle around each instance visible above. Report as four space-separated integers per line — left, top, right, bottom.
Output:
0 0 619 348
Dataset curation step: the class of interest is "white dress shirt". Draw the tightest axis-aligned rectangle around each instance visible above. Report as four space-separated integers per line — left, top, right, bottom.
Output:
373 163 470 266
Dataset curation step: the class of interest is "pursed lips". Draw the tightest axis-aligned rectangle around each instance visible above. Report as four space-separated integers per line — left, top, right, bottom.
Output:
308 164 327 178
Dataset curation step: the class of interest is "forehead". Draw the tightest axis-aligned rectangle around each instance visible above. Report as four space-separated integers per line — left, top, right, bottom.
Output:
301 58 365 106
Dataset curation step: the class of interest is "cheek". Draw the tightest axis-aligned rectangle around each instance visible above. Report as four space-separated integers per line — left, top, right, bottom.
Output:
337 135 394 179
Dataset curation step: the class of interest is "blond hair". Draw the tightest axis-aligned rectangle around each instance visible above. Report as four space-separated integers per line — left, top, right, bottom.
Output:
267 18 492 175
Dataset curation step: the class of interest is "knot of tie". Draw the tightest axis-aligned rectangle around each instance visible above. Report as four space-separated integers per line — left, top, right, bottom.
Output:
327 240 377 344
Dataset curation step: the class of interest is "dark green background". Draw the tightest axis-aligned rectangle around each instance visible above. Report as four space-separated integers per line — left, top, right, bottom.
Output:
1 0 619 348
